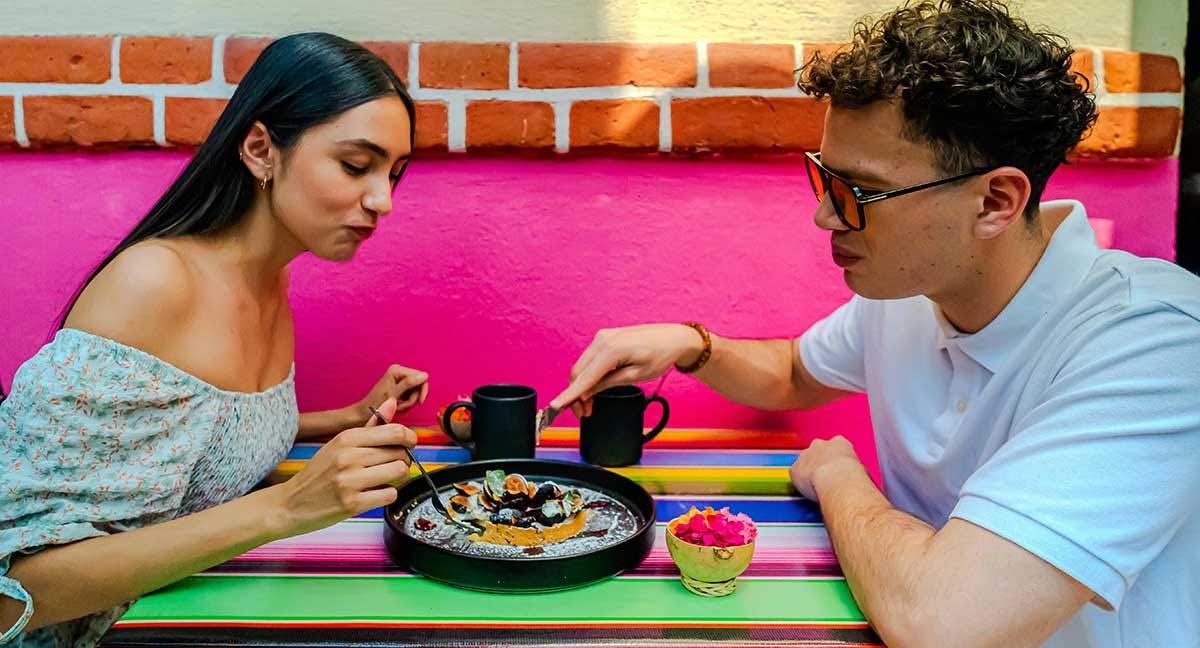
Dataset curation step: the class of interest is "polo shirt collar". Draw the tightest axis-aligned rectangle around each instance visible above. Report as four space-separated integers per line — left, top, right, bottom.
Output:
934 200 1101 373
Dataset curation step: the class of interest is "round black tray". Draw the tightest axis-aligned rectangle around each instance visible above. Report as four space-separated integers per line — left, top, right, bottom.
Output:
383 458 656 592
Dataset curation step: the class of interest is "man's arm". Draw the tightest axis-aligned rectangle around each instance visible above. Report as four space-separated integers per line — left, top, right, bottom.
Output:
694 332 853 411
795 440 1094 648
550 323 852 415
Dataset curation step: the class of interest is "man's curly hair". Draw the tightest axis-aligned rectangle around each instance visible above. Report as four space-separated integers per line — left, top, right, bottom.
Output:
799 0 1097 218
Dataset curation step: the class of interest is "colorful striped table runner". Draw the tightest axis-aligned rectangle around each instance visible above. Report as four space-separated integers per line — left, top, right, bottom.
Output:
274 440 801 496
102 432 883 647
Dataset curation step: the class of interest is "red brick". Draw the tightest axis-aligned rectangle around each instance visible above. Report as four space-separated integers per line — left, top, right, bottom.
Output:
1074 106 1180 158
420 42 508 89
121 37 212 84
570 100 658 151
1071 50 1095 91
0 36 111 83
1104 51 1182 93
800 43 849 68
519 43 696 88
363 41 410 85
0 97 15 144
414 101 448 152
224 37 272 83
708 43 796 88
466 101 554 150
25 96 154 147
166 97 228 146
226 38 412 86
672 97 826 153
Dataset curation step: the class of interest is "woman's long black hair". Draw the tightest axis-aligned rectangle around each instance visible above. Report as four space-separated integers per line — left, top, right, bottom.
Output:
56 32 416 330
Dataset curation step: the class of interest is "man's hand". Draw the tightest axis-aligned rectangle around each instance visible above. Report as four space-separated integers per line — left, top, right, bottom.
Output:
788 435 866 501
550 324 703 417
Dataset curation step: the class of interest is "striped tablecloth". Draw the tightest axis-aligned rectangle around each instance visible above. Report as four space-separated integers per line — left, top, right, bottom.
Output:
102 429 883 647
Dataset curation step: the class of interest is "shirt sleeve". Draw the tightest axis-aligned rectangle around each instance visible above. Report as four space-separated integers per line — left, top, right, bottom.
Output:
950 302 1200 611
798 295 869 393
0 336 205 643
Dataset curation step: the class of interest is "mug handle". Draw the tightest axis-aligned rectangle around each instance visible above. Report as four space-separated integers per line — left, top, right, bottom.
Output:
641 395 670 444
441 401 476 452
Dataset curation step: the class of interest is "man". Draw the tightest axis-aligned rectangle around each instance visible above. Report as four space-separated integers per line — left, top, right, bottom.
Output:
549 1 1200 646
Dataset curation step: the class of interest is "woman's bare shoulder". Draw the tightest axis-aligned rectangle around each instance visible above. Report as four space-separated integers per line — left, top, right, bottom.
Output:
64 240 197 355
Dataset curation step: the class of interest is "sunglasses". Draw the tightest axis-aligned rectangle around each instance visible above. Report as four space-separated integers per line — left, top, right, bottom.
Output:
804 152 993 231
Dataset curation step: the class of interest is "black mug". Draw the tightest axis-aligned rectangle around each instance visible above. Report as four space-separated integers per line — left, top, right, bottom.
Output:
579 385 670 467
441 384 538 460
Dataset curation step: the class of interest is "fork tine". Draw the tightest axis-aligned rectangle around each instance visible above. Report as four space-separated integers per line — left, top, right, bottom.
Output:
402 445 474 531
367 405 475 532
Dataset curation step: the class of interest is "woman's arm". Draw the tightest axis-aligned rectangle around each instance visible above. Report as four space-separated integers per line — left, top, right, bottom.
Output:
1 408 416 634
297 364 431 440
298 407 358 440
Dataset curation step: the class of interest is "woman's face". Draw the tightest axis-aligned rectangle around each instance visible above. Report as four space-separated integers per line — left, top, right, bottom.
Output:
271 96 412 261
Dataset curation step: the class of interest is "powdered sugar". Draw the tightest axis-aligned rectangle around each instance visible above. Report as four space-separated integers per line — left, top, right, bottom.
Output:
397 484 640 559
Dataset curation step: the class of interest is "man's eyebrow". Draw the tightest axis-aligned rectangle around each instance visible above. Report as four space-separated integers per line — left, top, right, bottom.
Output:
824 159 890 187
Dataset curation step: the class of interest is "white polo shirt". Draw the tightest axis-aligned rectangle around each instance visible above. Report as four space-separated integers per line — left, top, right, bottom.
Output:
799 200 1200 648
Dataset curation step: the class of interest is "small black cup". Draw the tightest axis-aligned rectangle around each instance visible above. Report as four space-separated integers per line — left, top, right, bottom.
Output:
579 385 670 467
441 384 538 460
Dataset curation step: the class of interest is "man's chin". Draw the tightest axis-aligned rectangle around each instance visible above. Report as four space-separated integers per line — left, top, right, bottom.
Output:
843 272 919 301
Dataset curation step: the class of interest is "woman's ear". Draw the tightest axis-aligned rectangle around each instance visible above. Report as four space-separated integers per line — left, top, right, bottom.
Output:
239 121 275 183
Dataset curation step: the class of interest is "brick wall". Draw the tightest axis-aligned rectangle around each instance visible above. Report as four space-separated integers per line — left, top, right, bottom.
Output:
0 36 1184 157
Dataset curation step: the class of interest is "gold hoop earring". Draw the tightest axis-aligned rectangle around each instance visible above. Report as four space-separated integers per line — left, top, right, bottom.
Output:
259 177 268 191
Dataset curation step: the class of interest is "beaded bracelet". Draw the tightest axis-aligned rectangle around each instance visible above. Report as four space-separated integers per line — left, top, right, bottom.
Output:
675 322 713 374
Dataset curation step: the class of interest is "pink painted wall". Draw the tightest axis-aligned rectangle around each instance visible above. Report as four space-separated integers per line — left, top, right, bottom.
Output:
0 153 1181 477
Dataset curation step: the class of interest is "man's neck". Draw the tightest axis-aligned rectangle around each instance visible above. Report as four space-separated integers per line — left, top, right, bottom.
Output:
933 213 1064 334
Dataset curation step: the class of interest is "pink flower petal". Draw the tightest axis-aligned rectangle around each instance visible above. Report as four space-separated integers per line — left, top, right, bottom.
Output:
671 507 758 546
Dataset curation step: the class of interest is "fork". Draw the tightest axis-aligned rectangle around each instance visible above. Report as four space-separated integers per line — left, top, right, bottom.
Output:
367 405 477 533
537 371 671 434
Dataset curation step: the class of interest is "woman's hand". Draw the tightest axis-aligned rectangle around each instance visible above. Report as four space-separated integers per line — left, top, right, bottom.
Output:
353 364 430 417
279 397 417 537
297 365 430 441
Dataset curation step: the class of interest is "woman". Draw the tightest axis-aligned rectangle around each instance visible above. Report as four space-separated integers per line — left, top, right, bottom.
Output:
0 32 427 646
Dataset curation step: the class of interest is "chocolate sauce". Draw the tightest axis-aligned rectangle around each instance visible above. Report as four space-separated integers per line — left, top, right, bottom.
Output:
404 484 638 559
